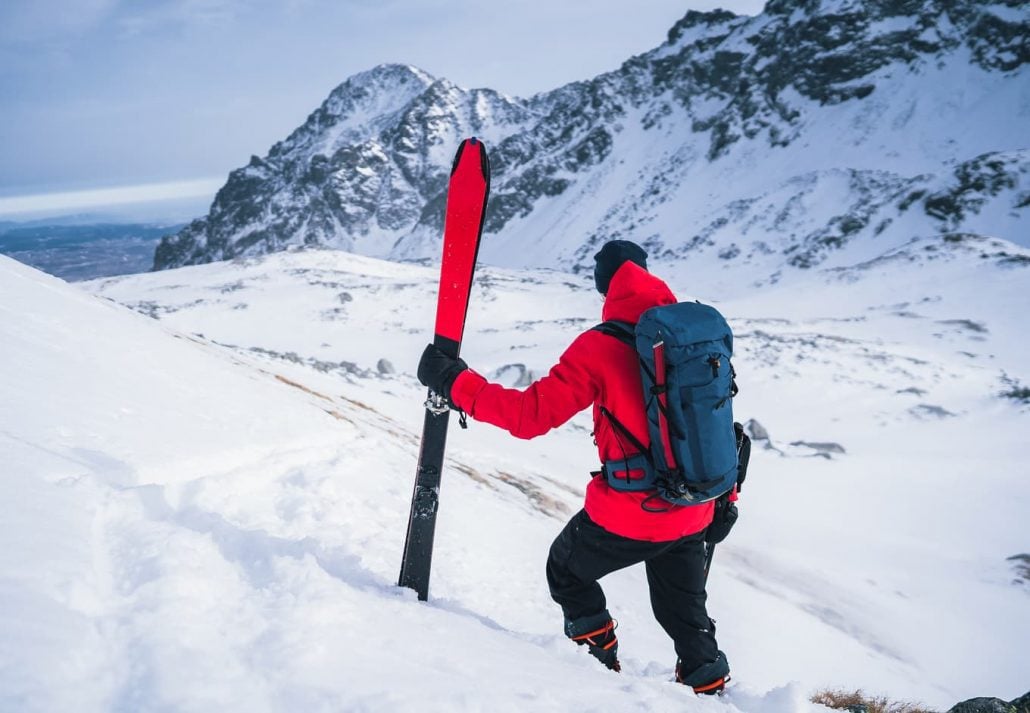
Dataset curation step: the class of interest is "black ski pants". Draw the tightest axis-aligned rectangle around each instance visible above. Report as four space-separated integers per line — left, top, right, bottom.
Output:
546 509 719 671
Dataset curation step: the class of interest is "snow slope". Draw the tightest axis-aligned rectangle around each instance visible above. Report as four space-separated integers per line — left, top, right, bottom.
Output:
0 253 862 713
66 234 1030 710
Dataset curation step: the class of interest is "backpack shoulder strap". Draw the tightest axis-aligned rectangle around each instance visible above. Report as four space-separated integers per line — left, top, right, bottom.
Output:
598 406 650 457
592 320 635 346
594 319 657 384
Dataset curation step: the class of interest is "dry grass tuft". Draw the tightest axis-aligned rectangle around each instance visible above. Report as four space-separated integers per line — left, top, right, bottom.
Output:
811 688 937 713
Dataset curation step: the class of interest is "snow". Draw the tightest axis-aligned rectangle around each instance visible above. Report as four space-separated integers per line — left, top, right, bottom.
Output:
1 252 858 712
6 223 1025 712
984 4 1029 24
865 17 917 36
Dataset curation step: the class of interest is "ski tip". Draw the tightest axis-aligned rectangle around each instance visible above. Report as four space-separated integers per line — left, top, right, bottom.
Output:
450 137 489 179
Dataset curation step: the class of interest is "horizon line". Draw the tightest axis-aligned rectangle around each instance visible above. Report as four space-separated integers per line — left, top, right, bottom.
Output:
0 178 224 218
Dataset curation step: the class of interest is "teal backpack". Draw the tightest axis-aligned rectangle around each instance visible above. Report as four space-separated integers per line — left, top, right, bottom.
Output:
594 301 739 509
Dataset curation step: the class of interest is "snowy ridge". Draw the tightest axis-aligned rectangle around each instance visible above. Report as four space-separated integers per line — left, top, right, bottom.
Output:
152 0 1028 277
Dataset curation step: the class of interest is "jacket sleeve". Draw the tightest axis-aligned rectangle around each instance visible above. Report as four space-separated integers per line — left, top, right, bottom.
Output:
450 333 600 440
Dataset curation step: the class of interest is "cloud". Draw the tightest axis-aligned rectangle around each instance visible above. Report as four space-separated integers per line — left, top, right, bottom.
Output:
0 178 223 217
0 0 253 46
0 0 119 45
116 0 249 38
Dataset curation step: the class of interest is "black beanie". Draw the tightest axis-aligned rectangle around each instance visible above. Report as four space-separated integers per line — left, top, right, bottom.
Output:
593 240 648 294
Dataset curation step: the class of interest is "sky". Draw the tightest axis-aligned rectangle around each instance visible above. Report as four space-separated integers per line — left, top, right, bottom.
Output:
0 0 765 221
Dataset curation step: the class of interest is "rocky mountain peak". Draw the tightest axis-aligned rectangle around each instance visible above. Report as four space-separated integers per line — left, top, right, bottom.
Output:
153 1 1027 275
268 63 435 162
665 8 741 46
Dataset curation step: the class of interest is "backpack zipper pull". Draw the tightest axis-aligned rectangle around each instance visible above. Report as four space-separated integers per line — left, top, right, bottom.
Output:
708 356 721 378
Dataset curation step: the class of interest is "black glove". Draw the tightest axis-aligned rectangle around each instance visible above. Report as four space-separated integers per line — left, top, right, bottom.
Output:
417 343 468 405
705 494 738 544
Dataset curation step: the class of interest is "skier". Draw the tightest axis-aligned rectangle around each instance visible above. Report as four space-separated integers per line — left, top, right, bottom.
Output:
417 240 735 694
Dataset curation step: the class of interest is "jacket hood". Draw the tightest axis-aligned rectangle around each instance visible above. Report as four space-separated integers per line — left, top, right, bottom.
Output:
601 261 676 323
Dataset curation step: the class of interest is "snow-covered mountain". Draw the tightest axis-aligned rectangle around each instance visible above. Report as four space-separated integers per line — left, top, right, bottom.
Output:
153 0 1028 276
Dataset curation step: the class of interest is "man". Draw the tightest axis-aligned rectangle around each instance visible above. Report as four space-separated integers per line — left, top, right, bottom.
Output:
417 240 732 694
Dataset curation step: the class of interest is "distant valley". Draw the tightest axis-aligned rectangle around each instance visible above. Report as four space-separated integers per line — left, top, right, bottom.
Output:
0 222 183 281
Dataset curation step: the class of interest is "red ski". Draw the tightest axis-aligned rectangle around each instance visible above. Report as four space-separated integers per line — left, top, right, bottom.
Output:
399 138 490 601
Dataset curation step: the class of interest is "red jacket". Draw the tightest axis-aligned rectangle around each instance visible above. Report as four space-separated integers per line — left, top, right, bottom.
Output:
450 261 715 542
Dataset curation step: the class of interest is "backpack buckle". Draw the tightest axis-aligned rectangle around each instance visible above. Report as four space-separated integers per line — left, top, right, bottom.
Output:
601 454 657 492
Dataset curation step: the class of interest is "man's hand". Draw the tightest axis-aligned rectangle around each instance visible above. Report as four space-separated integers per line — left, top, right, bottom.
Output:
417 343 468 406
704 495 738 545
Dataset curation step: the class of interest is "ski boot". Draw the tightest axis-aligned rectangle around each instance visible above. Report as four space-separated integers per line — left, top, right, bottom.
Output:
675 651 730 695
565 611 620 672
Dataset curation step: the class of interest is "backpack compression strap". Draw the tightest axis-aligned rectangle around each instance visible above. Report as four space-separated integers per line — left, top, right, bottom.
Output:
651 339 679 474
